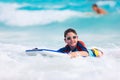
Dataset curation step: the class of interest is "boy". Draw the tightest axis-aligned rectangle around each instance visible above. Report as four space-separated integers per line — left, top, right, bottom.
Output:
58 28 89 58
92 4 107 14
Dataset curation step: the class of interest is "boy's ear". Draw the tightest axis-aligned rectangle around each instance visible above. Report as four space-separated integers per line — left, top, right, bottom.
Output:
64 38 66 41
64 38 67 42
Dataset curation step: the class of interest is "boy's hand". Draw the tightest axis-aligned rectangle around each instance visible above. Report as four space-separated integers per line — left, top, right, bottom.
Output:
68 51 88 58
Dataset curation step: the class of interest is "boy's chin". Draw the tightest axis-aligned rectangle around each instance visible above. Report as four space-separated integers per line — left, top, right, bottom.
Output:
70 44 76 47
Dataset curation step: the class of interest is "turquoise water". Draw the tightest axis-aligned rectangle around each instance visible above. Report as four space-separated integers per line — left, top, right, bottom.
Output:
0 0 120 80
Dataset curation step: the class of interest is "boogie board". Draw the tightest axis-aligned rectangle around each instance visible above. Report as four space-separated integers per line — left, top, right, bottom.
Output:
25 48 103 57
26 48 68 57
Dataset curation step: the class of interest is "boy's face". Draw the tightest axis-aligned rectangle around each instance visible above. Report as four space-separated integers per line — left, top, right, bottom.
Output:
93 6 97 11
64 32 78 47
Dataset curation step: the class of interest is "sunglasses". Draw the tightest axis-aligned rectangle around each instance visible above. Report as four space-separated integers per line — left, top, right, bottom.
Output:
66 36 77 40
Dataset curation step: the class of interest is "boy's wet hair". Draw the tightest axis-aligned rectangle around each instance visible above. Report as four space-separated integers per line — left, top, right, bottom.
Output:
64 28 77 37
92 4 98 7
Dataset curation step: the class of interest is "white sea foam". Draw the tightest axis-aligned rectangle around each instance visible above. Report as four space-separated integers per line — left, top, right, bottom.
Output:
0 2 96 27
96 1 116 7
0 42 120 80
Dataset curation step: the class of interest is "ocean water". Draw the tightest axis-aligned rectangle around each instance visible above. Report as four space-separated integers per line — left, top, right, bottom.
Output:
0 0 120 80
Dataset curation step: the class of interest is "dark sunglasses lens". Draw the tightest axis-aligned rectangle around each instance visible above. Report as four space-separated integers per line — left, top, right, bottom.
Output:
67 37 71 40
73 36 77 39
